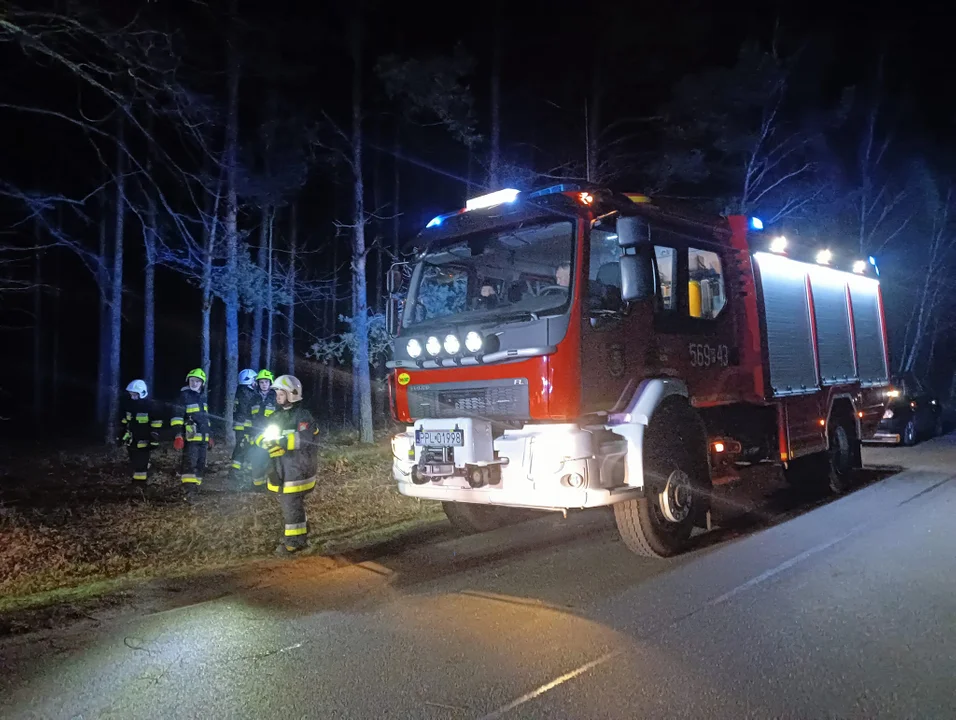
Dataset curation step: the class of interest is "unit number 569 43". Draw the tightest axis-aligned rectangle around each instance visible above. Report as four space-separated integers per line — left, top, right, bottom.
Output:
689 343 729 368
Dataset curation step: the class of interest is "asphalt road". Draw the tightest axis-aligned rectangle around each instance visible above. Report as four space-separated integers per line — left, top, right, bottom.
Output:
3 435 956 719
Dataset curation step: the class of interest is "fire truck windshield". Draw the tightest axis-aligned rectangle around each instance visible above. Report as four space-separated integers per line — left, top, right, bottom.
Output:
403 219 575 330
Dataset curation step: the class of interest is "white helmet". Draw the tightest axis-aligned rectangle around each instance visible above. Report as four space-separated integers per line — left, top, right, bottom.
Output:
238 368 257 387
272 374 303 403
126 379 148 399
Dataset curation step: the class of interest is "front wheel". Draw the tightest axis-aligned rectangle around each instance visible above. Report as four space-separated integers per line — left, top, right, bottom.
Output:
613 400 710 558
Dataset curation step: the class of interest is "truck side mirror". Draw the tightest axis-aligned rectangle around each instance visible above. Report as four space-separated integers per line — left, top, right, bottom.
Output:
620 249 654 302
616 216 649 248
386 266 404 294
386 296 400 336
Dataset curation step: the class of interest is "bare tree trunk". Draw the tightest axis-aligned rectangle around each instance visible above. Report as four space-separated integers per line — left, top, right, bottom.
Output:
106 116 126 445
222 18 241 445
143 158 157 390
351 16 374 442
249 209 267 370
326 234 338 428
393 128 401 259
351 285 360 427
96 192 110 427
32 236 42 428
200 176 221 377
51 242 60 416
286 202 297 375
265 208 274 369
489 4 502 189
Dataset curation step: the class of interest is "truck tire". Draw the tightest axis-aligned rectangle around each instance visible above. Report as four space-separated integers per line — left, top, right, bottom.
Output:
783 417 857 494
441 502 534 535
825 420 855 494
613 400 710 558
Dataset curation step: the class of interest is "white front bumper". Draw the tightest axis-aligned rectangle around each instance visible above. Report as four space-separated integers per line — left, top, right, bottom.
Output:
391 419 640 510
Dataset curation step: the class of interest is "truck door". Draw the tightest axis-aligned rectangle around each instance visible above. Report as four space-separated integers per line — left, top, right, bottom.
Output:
649 225 740 405
578 220 655 414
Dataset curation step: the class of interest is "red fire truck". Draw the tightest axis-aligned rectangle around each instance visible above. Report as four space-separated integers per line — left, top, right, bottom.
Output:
385 186 890 558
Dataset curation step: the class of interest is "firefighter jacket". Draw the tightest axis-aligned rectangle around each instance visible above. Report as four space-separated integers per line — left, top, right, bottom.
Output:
265 405 319 494
120 397 164 448
170 387 211 442
233 385 259 433
250 388 277 430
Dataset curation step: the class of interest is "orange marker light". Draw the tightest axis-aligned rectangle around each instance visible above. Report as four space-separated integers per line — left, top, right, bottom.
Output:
579 192 594 205
818 418 826 427
713 442 725 453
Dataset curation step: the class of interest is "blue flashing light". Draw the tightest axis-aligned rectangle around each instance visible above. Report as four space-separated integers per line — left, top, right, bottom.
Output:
426 215 443 229
750 217 764 230
868 256 876 265
528 183 581 198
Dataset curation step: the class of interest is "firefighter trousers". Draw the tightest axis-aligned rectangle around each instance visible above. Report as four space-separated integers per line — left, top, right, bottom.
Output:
278 491 310 549
245 445 271 488
180 441 207 488
229 431 252 488
129 445 151 482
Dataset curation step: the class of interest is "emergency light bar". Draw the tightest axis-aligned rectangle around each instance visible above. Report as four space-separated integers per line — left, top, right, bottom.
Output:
465 188 520 211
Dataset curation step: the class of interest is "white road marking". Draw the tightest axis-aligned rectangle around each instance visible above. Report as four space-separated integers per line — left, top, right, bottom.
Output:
476 650 624 720
476 520 881 719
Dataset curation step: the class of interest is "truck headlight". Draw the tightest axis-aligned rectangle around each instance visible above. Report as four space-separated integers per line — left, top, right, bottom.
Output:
443 334 461 354
406 338 422 358
425 336 441 356
465 331 483 353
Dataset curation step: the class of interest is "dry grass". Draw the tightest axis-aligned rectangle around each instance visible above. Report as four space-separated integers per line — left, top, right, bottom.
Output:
0 434 443 603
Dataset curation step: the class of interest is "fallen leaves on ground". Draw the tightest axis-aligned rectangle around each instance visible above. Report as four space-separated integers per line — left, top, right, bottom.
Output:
0 436 441 600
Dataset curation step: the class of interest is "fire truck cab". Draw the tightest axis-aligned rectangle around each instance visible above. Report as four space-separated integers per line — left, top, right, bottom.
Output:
386 186 890 558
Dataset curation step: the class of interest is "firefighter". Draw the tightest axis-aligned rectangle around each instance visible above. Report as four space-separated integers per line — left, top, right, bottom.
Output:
119 379 163 483
170 368 212 499
245 369 277 489
252 374 319 555
229 368 259 491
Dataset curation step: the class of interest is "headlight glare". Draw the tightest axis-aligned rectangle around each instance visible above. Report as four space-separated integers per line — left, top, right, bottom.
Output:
443 334 461 354
425 336 441 356
465 331 483 353
406 338 422 358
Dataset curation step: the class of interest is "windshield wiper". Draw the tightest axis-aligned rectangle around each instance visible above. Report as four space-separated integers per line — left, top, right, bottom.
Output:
495 309 540 323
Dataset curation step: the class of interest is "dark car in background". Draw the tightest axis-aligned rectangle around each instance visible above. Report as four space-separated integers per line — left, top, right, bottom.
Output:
870 375 944 445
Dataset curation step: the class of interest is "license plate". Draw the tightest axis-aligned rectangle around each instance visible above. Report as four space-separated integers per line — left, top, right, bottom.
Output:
415 429 464 447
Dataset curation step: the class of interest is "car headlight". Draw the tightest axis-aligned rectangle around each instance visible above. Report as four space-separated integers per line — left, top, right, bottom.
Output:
443 334 461 354
883 409 894 420
465 331 483 353
406 338 422 359
425 336 441 356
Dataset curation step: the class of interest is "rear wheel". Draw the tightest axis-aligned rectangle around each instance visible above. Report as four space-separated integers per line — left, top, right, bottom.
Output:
613 400 710 558
825 421 855 493
441 502 534 535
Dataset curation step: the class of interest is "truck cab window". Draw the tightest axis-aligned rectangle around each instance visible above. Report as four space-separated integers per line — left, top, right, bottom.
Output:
655 246 677 311
588 228 624 311
688 247 726 319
